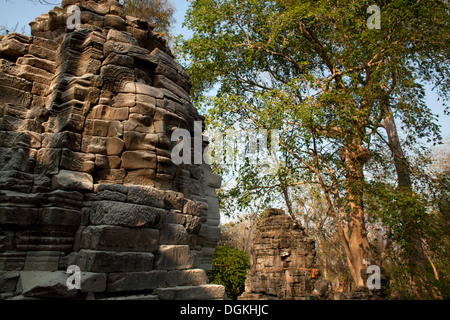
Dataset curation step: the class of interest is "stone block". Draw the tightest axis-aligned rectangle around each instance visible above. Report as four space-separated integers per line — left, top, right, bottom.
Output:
0 170 34 192
41 131 82 151
0 271 19 292
106 270 167 292
123 169 156 185
34 148 61 175
87 105 129 121
123 113 155 133
154 284 225 300
0 38 29 58
80 272 107 293
123 131 158 151
0 85 33 108
41 190 84 210
86 189 127 202
153 75 190 102
51 170 94 192
90 200 164 228
0 207 38 228
38 207 82 228
106 29 137 45
184 215 202 234
60 148 95 173
0 190 42 207
0 131 41 149
103 52 134 67
166 269 208 287
17 271 78 298
23 251 60 271
206 226 221 242
0 230 14 252
94 155 121 169
104 14 126 31
0 251 26 271
205 196 220 221
95 168 126 181
80 225 159 252
159 224 189 245
154 245 193 270
202 163 222 189
162 190 185 210
106 137 124 155
84 119 123 137
183 200 208 217
81 135 106 154
77 249 155 273
126 185 165 208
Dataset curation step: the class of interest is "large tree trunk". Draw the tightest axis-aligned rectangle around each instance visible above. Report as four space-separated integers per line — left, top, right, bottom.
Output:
383 111 428 274
341 140 372 287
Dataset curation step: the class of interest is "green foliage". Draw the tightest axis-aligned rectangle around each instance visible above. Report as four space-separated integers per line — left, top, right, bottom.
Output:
121 0 175 37
181 0 450 295
207 246 251 300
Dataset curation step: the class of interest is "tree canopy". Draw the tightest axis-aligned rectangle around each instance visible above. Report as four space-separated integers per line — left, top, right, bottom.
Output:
180 0 450 296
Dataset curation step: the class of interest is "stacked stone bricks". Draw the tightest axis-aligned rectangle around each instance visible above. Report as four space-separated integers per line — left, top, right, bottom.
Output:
239 209 318 300
0 0 224 300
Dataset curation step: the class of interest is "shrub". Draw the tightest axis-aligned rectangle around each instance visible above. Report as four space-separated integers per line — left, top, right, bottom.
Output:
207 246 250 300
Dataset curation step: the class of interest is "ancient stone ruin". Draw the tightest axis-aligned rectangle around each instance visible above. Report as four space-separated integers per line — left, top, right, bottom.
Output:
239 209 319 300
0 0 224 300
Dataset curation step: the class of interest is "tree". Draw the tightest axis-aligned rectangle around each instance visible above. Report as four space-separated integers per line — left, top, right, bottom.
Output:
207 246 250 300
180 0 449 289
121 0 175 39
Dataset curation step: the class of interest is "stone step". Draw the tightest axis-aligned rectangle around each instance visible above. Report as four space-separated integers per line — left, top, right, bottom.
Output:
154 284 225 300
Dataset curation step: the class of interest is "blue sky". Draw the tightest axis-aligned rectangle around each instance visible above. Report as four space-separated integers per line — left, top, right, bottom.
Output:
1 0 448 142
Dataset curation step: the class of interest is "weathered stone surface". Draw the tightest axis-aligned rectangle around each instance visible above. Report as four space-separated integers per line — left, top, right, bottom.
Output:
166 269 208 287
106 270 167 292
51 170 94 192
60 148 95 173
0 0 223 300
38 207 82 228
23 251 60 271
80 225 159 252
99 294 158 300
77 249 155 273
121 150 157 169
0 271 19 292
80 272 107 293
0 207 38 228
126 185 165 207
16 271 78 298
154 284 225 300
154 245 193 270
159 224 189 245
90 201 163 227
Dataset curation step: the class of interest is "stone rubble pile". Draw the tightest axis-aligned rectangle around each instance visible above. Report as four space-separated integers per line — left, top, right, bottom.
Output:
0 0 224 300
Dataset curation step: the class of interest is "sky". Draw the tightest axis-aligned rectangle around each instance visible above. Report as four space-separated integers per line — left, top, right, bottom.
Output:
0 0 449 142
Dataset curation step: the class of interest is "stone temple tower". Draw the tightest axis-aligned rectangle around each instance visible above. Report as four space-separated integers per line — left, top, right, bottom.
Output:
0 0 223 299
239 209 318 300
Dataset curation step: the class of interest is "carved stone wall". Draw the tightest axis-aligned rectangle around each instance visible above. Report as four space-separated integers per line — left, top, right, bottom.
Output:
239 209 318 300
0 0 223 300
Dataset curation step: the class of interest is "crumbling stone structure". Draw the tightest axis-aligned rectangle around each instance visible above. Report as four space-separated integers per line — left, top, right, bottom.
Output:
0 0 224 300
239 209 318 300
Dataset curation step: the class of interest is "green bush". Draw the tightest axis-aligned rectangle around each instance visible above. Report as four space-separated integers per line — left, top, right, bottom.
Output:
207 246 251 300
